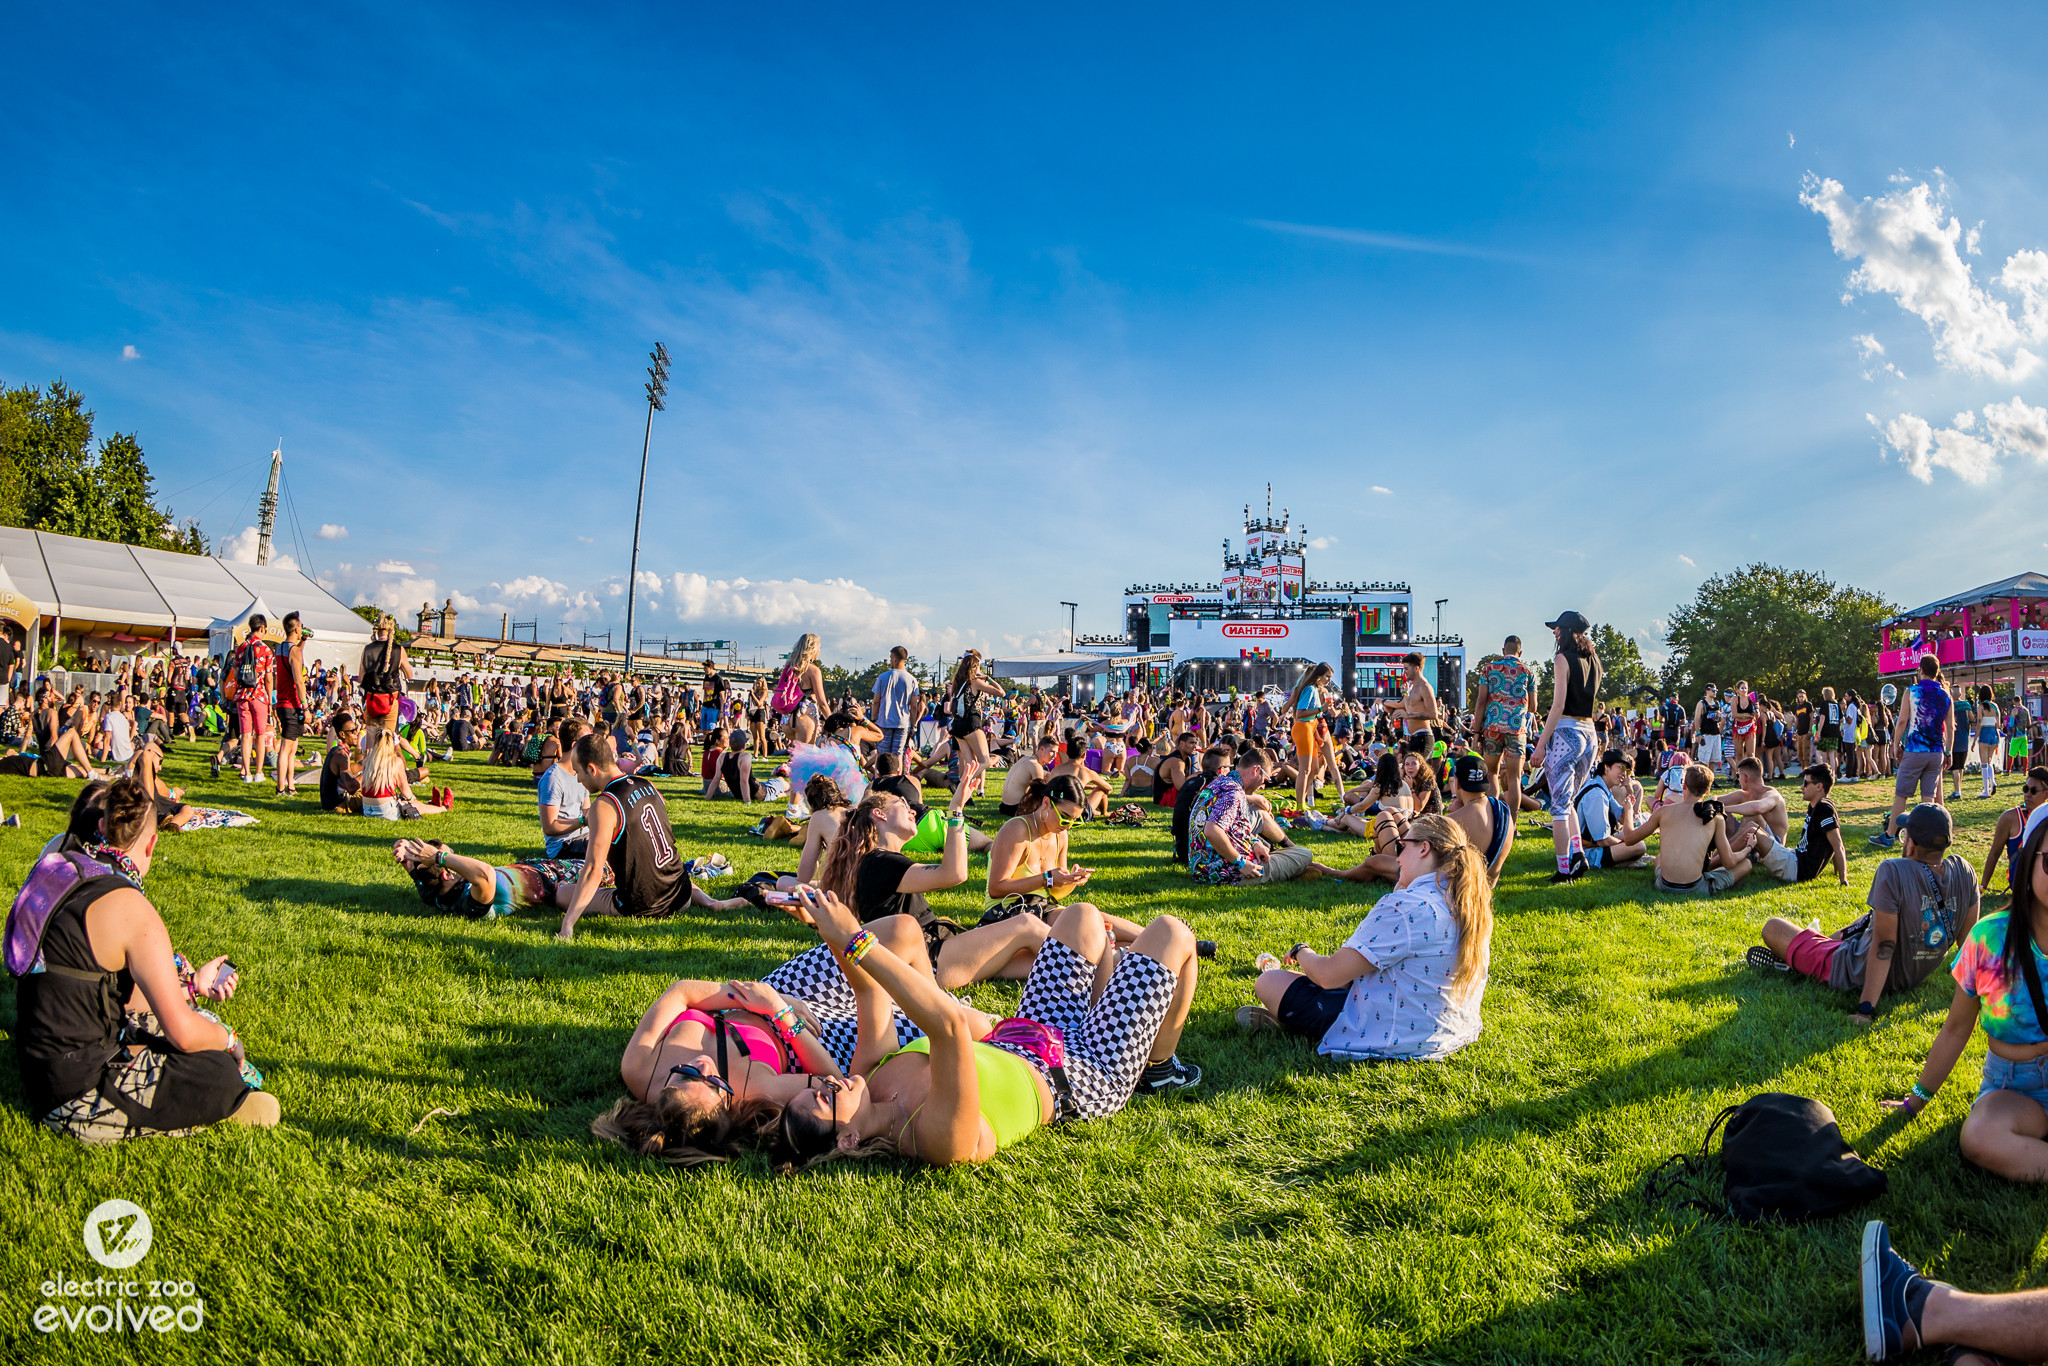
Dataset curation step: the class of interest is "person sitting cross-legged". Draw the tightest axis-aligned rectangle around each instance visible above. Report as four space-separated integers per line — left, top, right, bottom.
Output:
1575 749 1648 872
1240 814 1491 1058
1621 762 1751 896
1187 746 1318 886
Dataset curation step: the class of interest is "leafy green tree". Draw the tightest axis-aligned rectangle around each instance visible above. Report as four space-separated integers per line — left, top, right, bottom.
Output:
1661 564 1895 704
0 378 207 553
351 604 413 643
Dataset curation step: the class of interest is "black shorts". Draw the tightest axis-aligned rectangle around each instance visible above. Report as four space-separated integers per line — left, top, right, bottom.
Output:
979 893 1055 926
998 801 1019 817
277 705 305 740
949 716 981 740
1277 974 1347 1040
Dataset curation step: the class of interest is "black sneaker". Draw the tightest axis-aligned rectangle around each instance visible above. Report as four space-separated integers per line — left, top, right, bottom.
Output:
1745 945 1789 972
1134 1055 1202 1097
1195 940 1218 960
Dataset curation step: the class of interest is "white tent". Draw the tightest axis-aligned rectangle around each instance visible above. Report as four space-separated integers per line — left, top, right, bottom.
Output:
207 595 287 657
0 525 373 675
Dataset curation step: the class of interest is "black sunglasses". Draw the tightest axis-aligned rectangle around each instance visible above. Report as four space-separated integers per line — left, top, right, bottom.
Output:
810 1073 848 1142
664 1063 734 1098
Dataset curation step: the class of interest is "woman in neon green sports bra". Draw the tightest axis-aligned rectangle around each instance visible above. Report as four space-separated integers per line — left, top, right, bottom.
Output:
773 882 1203 1168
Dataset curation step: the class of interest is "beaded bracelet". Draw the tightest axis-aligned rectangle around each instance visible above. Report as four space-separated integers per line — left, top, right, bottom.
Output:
771 1005 808 1040
845 929 879 964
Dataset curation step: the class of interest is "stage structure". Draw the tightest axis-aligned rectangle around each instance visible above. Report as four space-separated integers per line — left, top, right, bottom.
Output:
1089 488 1463 704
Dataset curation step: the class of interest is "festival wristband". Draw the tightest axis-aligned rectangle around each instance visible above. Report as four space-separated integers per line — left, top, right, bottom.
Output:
844 929 879 964
1911 1082 1935 1103
1044 869 1055 889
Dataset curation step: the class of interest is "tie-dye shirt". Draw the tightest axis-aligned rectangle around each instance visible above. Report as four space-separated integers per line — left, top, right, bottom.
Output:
1953 911 2048 1046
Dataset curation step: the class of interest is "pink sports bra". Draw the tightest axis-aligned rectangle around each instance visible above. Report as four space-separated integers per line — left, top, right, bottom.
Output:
662 1009 788 1074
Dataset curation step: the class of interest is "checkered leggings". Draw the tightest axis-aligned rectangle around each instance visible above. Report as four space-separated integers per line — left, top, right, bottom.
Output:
762 944 924 1072
1004 937 1179 1120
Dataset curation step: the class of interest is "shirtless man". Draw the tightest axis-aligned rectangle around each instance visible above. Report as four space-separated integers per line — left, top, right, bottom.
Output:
1153 731 1198 810
1620 763 1751 895
1719 757 1789 847
1394 652 1441 744
1445 753 1514 880
998 735 1059 816
1049 736 1115 818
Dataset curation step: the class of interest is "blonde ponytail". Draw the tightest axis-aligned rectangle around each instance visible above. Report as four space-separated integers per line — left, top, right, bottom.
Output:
1404 814 1493 999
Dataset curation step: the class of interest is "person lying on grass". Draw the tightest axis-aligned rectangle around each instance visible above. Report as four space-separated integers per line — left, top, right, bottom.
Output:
1874 816 2048 1185
11 776 278 1143
816 782 1052 990
1746 802 1976 1021
1619 762 1752 896
1241 814 1492 1061
393 838 753 921
772 883 1201 1169
590 915 1016 1165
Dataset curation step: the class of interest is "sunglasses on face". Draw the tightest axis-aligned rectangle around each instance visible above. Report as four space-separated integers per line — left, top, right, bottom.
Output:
665 1063 734 1098
808 1073 848 1141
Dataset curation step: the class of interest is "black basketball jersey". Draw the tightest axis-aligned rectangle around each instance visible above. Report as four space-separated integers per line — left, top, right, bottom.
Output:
596 775 687 918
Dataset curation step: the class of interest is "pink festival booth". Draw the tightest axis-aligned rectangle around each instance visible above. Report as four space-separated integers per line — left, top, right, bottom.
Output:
1876 571 2048 712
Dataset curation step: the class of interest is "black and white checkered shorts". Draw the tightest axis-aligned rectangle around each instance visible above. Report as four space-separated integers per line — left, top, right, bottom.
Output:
1005 937 1179 1120
762 943 923 1073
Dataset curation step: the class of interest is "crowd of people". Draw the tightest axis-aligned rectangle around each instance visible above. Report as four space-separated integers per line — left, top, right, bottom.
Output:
14 611 2048 1359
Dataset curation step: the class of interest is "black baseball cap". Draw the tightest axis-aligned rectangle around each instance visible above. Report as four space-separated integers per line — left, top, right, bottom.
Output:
1453 753 1487 792
1544 610 1589 634
1904 803 1953 848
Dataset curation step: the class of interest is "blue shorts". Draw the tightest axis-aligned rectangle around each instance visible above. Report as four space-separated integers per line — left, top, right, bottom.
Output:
1976 1053 2048 1115
1277 974 1348 1041
879 726 909 757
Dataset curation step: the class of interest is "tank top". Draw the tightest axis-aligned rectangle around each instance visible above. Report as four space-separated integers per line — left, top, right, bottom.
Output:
1559 647 1602 720
14 873 134 1114
879 1037 1044 1150
2010 806 2027 890
662 1010 787 1074
597 774 687 917
1700 705 1721 736
274 648 302 707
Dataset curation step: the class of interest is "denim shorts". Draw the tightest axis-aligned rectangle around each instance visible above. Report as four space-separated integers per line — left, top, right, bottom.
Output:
1976 1053 2048 1115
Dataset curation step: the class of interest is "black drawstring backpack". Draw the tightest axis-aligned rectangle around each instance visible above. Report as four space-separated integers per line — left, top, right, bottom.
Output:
1644 1092 1887 1223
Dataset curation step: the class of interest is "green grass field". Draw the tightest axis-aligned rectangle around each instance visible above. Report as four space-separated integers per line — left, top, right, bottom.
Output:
1 745 2042 1364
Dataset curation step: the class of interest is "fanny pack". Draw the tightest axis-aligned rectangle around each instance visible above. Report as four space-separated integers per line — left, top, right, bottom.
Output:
983 1016 1079 1121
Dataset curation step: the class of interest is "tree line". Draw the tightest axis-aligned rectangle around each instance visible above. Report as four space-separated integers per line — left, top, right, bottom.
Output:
1473 563 1895 713
0 378 208 554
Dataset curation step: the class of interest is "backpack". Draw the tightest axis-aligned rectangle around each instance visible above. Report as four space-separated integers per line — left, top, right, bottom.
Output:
363 640 402 696
770 667 803 716
6 847 127 977
1644 1093 1887 1223
234 641 261 689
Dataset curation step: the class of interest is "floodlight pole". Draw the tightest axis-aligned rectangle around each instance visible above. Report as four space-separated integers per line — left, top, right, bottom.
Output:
1060 602 1077 653
622 342 670 682
1434 598 1448 641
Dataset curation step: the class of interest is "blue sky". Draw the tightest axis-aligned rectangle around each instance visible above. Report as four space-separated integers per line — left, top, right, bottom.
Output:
8 4 2048 667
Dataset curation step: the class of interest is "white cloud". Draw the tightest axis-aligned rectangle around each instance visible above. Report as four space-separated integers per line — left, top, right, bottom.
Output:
1787 132 1795 149
1307 535 1338 550
318 561 440 614
650 571 981 662
375 560 416 575
120 345 141 361
218 525 298 571
1677 555 1695 567
577 536 595 544
1870 397 2048 484
1369 485 1391 495
316 523 348 540
1802 173 2048 381
1852 333 1904 381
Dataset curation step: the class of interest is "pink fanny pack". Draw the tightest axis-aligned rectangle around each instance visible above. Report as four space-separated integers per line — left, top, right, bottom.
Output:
983 1016 1065 1071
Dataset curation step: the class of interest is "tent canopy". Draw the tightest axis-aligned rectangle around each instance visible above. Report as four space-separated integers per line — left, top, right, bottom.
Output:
1882 571 2048 628
0 526 372 647
988 650 1175 679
